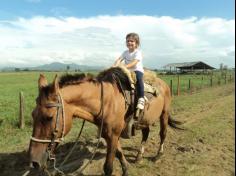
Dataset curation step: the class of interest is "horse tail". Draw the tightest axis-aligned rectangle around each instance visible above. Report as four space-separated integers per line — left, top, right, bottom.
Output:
168 115 185 130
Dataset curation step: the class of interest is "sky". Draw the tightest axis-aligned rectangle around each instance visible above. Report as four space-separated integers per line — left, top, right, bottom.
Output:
0 0 235 69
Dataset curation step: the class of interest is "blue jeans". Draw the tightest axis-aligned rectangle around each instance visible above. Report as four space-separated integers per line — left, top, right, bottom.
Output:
134 71 144 98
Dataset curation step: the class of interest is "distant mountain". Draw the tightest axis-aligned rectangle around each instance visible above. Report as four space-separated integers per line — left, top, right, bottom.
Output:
1 62 105 72
32 62 105 71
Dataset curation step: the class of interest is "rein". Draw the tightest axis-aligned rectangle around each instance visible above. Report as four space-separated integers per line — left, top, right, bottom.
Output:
28 82 105 176
56 82 105 175
72 81 105 175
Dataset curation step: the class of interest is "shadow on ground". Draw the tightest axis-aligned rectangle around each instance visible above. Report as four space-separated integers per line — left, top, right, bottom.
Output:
0 140 109 176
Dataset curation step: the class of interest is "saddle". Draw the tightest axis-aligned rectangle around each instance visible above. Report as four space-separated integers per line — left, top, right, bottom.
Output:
117 65 159 98
115 66 160 138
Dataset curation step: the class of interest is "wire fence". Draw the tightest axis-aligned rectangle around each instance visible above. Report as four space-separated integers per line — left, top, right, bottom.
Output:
159 71 235 96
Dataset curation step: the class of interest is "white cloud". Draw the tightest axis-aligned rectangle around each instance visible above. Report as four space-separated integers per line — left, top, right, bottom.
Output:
0 15 234 69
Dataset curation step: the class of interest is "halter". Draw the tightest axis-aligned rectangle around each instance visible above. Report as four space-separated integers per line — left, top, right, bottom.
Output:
26 83 106 175
30 92 66 147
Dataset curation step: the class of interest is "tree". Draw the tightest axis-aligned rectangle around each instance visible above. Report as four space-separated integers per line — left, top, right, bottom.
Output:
220 63 224 71
66 65 70 72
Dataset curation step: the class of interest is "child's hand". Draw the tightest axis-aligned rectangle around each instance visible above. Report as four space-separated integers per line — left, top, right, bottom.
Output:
113 59 124 67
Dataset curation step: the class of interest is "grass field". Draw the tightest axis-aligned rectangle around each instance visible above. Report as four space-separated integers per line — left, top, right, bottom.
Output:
0 71 235 176
158 71 234 95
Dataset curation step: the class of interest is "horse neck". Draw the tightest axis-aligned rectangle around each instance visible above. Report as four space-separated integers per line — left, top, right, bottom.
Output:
60 82 101 123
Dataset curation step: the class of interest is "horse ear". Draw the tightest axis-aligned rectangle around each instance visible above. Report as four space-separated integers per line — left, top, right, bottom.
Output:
52 74 59 94
38 74 48 90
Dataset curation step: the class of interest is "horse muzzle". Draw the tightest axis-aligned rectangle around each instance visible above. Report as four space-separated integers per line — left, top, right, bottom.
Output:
30 160 41 169
29 151 49 170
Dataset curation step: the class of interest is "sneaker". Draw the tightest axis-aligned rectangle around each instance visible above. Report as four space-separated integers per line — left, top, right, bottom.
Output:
137 97 145 110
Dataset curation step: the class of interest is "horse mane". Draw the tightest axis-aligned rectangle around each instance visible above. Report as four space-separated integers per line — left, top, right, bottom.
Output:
96 67 132 90
38 68 131 101
59 73 95 88
38 73 95 97
41 67 131 93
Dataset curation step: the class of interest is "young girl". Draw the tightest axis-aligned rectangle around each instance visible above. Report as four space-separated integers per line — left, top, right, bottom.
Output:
114 33 145 110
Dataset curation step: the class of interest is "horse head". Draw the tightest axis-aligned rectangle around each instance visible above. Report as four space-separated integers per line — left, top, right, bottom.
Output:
29 74 65 170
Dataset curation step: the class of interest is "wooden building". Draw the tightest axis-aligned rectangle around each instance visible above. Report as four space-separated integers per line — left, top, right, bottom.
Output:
163 61 215 73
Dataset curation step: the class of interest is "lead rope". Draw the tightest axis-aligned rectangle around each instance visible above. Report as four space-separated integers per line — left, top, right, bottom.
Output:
44 119 86 176
22 93 84 176
50 121 86 175
71 82 105 175
23 83 104 176
22 170 30 176
53 82 104 175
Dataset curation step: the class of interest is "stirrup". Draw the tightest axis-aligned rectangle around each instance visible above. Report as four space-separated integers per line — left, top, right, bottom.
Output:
137 97 145 110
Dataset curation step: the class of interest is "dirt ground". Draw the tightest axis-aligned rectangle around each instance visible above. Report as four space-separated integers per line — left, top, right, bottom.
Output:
0 84 235 176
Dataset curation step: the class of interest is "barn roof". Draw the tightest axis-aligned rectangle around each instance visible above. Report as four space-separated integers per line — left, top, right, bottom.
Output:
163 61 215 69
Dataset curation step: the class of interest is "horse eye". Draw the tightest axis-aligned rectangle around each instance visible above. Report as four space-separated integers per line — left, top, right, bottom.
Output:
46 116 53 121
41 113 53 121
41 116 52 125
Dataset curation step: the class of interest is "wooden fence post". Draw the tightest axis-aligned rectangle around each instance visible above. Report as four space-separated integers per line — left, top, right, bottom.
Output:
177 75 180 96
218 77 221 85
201 76 203 88
225 74 227 84
188 79 192 94
19 91 25 129
170 79 173 96
210 76 213 87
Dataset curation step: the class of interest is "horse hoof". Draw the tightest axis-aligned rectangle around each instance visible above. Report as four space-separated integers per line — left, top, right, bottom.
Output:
152 152 164 162
135 154 143 163
122 171 129 176
135 157 143 164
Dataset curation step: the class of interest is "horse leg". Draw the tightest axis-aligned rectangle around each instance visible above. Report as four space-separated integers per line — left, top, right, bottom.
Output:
97 127 107 147
103 134 119 176
135 127 150 163
157 111 168 156
116 140 129 176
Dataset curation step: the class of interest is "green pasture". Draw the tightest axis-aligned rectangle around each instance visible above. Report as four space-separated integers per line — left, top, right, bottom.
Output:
0 72 57 124
0 71 97 152
158 71 234 95
0 71 234 176
0 70 234 152
0 72 55 151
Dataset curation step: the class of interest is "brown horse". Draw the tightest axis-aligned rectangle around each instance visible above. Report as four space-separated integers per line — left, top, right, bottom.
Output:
29 67 181 176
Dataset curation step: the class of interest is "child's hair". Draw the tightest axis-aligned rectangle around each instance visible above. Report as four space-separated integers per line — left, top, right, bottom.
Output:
126 33 140 47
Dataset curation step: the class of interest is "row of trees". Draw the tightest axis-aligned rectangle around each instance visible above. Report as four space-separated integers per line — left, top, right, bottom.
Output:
14 66 81 72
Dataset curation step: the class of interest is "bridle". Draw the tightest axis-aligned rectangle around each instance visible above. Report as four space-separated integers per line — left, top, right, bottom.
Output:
30 92 66 158
27 81 107 176
30 81 105 162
